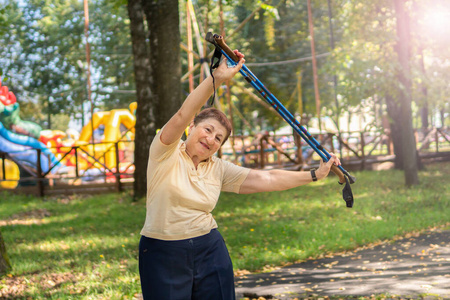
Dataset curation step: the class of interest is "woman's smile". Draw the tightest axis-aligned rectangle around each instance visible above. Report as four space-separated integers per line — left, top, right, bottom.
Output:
200 141 210 150
185 118 227 166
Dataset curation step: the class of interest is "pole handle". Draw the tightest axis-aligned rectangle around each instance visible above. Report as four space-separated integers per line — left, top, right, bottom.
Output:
331 164 346 184
331 164 356 184
205 32 239 62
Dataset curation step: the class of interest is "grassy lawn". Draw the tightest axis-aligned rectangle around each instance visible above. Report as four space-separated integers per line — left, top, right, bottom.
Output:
0 162 449 299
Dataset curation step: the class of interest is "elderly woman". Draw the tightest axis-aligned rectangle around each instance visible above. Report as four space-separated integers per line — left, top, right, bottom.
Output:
139 50 340 300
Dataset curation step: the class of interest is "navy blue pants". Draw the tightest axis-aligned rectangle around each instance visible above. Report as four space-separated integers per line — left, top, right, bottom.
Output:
139 229 236 300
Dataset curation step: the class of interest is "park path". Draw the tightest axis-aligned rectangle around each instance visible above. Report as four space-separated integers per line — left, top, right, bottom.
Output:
235 227 450 299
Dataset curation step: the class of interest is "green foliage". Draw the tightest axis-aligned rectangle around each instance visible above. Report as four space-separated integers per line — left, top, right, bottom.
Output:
48 113 71 131
322 0 396 107
2 0 85 115
0 3 9 35
0 0 134 126
17 100 45 126
1 0 448 132
322 0 449 127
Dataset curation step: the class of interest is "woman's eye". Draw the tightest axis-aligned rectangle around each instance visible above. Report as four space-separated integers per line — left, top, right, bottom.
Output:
205 128 211 132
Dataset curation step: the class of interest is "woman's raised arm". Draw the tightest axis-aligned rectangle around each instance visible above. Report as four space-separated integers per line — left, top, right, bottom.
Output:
160 51 245 145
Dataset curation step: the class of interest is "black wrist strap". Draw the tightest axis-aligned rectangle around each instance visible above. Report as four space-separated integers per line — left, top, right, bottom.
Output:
341 175 354 208
206 47 223 107
310 169 317 182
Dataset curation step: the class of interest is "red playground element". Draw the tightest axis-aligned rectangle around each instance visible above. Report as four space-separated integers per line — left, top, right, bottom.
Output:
0 82 17 106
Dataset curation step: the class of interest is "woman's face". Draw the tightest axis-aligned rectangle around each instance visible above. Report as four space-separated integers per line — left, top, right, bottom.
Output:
185 118 227 160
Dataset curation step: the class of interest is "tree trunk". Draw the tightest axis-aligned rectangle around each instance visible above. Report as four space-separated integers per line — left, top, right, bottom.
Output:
393 0 419 186
418 49 429 132
0 230 11 276
128 0 154 200
127 0 181 199
385 94 403 169
142 0 182 127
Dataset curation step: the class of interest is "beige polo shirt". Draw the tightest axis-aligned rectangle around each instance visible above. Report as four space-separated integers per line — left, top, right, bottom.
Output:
140 129 250 241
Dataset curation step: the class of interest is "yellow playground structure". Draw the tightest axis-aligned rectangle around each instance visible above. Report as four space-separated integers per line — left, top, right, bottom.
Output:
43 102 136 173
0 158 20 189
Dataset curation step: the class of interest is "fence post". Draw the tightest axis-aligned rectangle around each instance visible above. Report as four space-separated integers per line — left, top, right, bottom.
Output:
74 147 79 178
36 149 44 197
329 133 335 153
360 131 366 171
115 142 122 192
259 137 265 169
294 132 303 165
435 129 439 152
1 153 5 181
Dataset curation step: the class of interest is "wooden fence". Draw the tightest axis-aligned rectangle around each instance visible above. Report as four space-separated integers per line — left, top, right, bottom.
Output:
220 126 450 170
0 140 134 197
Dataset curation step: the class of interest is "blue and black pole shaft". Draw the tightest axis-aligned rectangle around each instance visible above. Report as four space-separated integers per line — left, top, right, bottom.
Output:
206 32 356 207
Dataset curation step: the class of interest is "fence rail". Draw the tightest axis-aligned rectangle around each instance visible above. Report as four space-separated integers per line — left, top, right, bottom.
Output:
220 127 450 170
0 140 134 196
1 127 449 196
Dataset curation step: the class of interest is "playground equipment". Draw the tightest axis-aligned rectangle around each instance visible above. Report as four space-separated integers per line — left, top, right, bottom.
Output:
36 104 136 176
74 104 136 170
0 80 136 189
0 81 42 139
0 158 19 189
0 113 58 174
0 81 58 181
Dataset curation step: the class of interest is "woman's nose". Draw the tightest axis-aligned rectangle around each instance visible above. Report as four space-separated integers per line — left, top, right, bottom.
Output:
206 135 214 144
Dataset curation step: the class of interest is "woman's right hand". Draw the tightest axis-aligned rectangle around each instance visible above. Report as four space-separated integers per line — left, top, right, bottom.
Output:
213 50 245 83
316 153 341 180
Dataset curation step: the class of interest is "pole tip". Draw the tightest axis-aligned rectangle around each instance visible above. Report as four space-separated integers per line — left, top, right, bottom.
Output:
348 174 356 184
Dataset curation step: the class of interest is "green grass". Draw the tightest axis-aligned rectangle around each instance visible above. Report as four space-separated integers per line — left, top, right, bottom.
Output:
0 193 143 299
0 162 449 299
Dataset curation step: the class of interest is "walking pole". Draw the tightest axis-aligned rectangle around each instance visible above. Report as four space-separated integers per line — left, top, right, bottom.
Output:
205 32 356 207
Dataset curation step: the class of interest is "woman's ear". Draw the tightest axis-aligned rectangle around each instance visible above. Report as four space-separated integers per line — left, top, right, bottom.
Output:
187 121 195 136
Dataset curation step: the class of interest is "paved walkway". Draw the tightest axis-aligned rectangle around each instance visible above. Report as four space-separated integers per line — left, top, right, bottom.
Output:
235 228 450 299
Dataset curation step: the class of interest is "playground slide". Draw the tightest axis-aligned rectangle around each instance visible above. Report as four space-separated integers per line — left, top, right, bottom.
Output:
0 121 57 172
78 109 135 142
0 134 50 173
104 109 135 142
77 109 135 169
78 111 111 142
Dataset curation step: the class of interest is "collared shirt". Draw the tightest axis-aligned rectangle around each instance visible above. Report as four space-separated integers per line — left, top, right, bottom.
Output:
140 129 250 241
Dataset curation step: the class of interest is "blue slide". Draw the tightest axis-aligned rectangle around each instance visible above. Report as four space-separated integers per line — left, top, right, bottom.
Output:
0 121 58 173
0 135 50 173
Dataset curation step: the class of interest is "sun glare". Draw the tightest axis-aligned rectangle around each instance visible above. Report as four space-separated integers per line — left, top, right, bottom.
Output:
421 6 450 37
